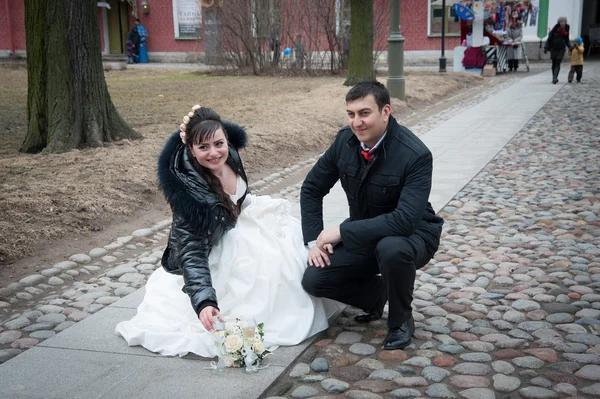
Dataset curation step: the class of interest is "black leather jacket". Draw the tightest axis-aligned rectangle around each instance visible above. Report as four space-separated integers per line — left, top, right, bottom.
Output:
301 115 443 253
158 123 248 315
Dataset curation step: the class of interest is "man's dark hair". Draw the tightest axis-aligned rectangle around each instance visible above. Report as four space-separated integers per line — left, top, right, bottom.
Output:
135 18 141 23
345 81 390 111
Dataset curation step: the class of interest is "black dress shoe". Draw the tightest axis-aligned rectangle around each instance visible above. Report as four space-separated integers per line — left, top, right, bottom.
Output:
354 309 382 324
355 291 387 324
384 317 415 350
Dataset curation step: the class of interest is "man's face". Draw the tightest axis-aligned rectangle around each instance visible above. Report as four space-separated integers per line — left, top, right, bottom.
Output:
346 94 391 148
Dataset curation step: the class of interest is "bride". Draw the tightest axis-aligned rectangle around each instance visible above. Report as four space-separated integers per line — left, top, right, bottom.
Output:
115 106 339 357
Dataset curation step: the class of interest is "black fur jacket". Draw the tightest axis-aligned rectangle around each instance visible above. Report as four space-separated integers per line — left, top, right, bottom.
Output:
158 122 248 315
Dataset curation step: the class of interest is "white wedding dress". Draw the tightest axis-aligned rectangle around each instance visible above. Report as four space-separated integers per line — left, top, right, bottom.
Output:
115 176 341 357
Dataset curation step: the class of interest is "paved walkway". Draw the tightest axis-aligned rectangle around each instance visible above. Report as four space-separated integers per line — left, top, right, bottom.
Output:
1 64 598 399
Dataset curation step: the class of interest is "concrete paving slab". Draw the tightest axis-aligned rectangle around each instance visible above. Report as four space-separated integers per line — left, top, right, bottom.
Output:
2 305 317 399
0 346 286 399
37 306 159 356
109 287 146 309
37 302 314 363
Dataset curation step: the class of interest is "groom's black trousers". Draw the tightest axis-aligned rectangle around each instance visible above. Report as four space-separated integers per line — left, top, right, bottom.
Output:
302 233 435 329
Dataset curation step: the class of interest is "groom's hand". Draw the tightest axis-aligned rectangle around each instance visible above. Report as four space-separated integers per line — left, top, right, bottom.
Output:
316 226 341 249
308 244 333 268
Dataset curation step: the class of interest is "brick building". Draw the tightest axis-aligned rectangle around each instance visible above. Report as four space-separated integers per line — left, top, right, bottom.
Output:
1 0 597 63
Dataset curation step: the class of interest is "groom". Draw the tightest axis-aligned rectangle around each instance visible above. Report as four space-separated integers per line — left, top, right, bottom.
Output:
300 81 443 349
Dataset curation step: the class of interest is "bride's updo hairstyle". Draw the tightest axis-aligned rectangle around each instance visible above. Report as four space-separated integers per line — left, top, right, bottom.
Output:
186 107 226 146
184 106 240 221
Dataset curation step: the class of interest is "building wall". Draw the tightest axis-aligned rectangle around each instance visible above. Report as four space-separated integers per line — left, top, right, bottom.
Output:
0 0 584 62
133 0 205 53
547 0 583 39
0 0 26 56
401 0 461 51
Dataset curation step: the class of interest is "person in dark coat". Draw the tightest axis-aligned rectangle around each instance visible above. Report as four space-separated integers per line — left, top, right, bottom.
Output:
545 16 572 84
127 26 141 63
300 81 444 350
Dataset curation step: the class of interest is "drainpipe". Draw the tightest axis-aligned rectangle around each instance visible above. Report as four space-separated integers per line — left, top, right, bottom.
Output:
5 0 15 56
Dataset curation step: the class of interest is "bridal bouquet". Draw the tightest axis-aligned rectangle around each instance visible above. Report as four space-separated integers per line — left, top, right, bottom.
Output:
212 318 270 372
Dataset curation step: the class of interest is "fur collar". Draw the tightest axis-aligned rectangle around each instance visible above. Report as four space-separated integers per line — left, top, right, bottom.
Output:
157 121 247 231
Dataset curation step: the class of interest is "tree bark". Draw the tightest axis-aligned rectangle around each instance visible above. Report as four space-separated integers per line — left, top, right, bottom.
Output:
344 0 374 86
22 0 141 153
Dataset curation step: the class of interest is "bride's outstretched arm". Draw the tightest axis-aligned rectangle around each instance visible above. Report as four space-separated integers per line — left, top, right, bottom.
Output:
173 217 220 322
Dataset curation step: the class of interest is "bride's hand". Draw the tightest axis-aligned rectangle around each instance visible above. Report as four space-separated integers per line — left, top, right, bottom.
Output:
199 306 223 332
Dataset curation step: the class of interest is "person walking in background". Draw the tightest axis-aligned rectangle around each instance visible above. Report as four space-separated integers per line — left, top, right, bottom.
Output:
568 37 584 83
544 17 572 84
135 19 149 63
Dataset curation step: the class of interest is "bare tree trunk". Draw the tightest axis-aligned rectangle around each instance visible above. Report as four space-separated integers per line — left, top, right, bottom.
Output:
22 0 48 153
22 0 141 154
344 0 374 86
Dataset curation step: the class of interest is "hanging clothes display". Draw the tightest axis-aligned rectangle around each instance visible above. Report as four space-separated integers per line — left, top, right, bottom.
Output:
456 1 534 75
454 1 534 31
529 0 539 26
453 4 475 21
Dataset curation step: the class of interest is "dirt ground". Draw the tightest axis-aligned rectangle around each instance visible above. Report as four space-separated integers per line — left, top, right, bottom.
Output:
0 62 485 283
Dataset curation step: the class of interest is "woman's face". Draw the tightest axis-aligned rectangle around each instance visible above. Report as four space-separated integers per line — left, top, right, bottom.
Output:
559 20 566 28
190 128 229 172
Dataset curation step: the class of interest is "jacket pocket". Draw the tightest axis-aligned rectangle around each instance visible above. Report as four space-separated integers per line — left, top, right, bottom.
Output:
338 160 359 200
368 175 402 208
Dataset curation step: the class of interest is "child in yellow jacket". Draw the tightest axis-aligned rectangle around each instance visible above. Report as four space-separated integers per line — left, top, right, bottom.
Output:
568 37 584 83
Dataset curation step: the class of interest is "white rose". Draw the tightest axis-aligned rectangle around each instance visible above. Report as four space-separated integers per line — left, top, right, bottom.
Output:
188 111 194 118
222 355 234 367
252 340 265 355
183 115 190 124
192 104 201 111
224 334 243 353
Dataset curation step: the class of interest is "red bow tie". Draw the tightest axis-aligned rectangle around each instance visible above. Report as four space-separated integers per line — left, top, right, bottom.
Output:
361 149 375 161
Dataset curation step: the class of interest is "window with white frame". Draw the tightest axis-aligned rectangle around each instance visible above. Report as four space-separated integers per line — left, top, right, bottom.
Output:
251 0 281 38
429 0 460 36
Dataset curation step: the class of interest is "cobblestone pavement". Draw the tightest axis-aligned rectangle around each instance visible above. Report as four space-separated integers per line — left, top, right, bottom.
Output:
262 69 600 399
1 65 599 399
